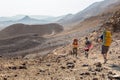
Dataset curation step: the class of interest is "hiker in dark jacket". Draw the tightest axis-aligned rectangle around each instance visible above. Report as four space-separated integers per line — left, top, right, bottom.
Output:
99 27 112 64
84 37 93 58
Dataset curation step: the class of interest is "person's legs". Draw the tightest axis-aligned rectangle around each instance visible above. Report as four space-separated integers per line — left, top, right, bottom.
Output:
102 45 109 64
103 54 107 63
73 48 75 57
76 49 78 57
73 48 77 57
75 48 77 58
85 51 87 57
102 54 106 63
85 49 89 58
104 54 107 59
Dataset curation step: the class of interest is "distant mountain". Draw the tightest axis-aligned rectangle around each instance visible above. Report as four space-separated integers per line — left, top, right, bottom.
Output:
17 16 48 24
58 0 120 25
57 14 74 23
0 15 67 29
30 15 63 21
0 15 25 22
0 16 35 28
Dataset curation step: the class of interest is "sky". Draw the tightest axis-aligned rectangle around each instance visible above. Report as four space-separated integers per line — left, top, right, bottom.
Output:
0 0 103 17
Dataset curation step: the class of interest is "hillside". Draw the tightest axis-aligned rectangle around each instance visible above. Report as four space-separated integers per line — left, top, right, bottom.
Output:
0 23 63 39
59 0 120 26
0 23 64 57
0 38 120 80
62 0 120 33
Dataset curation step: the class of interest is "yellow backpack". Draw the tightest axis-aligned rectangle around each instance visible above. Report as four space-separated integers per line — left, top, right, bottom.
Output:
103 30 112 46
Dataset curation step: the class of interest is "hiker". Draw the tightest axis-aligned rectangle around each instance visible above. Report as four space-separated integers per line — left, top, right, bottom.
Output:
99 26 112 64
72 39 79 58
84 37 93 58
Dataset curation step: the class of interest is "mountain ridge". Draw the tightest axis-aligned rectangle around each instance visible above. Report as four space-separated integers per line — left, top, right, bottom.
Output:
58 0 120 25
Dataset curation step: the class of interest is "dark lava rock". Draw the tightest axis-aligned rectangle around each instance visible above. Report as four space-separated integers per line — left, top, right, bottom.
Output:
18 65 27 69
22 63 26 66
109 51 112 54
9 65 27 70
82 64 89 67
39 69 45 73
66 62 75 69
80 72 90 76
61 66 66 69
70 69 73 72
118 56 120 59
46 63 51 67
84 72 90 75
94 62 102 67
14 75 17 77
3 78 7 80
95 67 103 72
80 77 83 79
93 78 98 80
73 60 76 63
80 73 85 75
108 71 113 75
8 66 17 70
48 73 50 75
92 72 97 75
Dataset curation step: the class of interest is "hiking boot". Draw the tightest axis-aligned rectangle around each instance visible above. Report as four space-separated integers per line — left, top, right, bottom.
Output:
104 59 107 64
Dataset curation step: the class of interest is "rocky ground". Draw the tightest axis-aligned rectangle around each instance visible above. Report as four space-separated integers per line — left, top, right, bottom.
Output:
0 31 119 80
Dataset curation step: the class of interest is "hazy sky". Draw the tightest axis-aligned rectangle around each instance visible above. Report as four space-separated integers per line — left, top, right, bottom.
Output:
0 0 103 17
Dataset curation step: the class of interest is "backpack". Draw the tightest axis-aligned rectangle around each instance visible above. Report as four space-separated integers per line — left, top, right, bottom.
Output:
103 30 112 46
